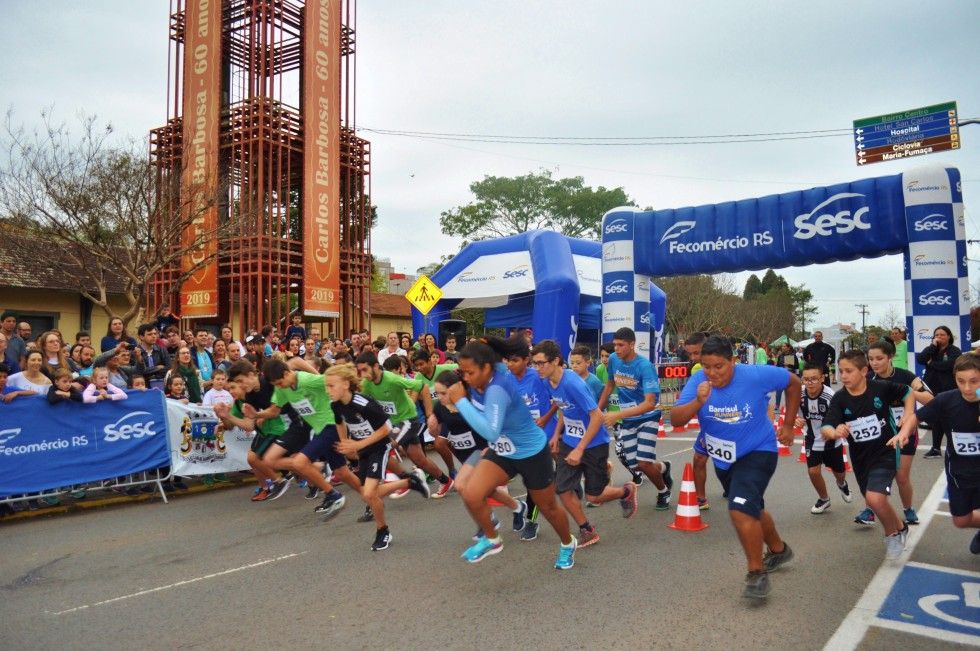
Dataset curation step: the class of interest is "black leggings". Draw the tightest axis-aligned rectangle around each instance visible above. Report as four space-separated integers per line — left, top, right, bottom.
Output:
931 424 946 452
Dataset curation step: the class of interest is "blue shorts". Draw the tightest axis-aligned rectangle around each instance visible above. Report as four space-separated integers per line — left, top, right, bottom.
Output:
946 469 980 518
714 451 777 519
693 431 707 456
299 425 347 472
619 415 660 466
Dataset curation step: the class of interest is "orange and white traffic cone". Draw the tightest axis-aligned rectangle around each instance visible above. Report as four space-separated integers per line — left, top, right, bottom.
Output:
688 414 700 431
797 443 808 463
667 463 709 532
843 443 852 472
657 416 668 439
778 439 792 457
672 415 686 433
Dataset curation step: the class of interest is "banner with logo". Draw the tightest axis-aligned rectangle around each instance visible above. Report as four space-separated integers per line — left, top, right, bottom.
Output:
0 392 170 495
179 0 222 318
302 0 342 317
166 399 251 476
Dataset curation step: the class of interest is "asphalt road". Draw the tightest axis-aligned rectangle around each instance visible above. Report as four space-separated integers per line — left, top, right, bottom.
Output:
0 437 972 650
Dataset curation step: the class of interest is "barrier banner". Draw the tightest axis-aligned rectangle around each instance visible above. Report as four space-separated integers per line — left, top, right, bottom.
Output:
302 0 342 317
166 399 251 476
0 391 170 495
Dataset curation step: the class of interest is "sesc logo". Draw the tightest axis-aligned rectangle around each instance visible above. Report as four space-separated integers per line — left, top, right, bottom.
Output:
639 312 651 326
604 219 629 235
918 289 952 307
502 265 530 279
605 280 630 295
912 214 949 232
793 193 871 240
104 411 157 442
658 221 697 245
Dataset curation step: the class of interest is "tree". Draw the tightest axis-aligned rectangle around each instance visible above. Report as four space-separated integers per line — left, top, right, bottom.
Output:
0 111 223 327
743 273 764 300
878 304 902 330
759 268 789 294
789 284 818 338
440 169 633 241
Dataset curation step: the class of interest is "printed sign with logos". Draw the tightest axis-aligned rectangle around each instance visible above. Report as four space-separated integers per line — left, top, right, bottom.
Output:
0 391 170 495
167 400 250 476
854 101 959 166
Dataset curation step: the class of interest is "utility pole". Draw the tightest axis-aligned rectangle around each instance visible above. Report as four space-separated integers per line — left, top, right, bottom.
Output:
856 303 869 333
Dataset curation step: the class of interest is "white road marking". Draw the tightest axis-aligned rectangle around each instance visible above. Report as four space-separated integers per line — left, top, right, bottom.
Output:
822 470 948 650
45 552 307 616
866 618 980 646
906 560 980 579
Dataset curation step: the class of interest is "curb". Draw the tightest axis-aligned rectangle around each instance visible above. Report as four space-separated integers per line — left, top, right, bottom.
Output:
0 475 257 524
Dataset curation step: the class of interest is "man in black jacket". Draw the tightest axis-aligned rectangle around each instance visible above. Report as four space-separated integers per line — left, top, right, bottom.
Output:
134 323 170 381
803 331 836 386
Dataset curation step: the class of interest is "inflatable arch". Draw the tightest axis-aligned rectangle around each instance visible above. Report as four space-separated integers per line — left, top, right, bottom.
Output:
602 165 968 374
411 230 666 359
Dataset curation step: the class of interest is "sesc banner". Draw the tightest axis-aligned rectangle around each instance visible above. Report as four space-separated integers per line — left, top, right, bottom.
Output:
166 399 251 476
0 391 170 495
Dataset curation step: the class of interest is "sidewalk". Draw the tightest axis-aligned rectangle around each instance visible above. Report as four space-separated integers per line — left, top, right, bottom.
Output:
0 474 257 523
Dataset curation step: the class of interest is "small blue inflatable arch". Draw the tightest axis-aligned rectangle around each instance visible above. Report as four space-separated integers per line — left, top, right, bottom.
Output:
412 230 666 359
602 165 968 373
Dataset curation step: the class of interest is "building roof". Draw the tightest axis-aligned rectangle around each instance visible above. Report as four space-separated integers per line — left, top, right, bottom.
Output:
370 292 411 318
0 228 128 294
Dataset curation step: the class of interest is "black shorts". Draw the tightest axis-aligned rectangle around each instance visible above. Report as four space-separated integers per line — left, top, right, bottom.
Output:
445 431 485 464
299 425 347 472
555 441 610 497
714 451 777 519
900 430 919 456
947 468 980 517
391 418 424 446
484 444 555 491
273 419 312 455
806 444 845 472
357 443 392 483
250 434 276 457
854 456 896 496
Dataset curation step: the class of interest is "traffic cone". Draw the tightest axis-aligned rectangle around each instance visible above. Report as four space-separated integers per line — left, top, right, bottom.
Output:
843 443 852 472
688 414 700 431
668 463 709 532
672 416 686 433
657 416 668 439
778 440 792 457
797 443 808 463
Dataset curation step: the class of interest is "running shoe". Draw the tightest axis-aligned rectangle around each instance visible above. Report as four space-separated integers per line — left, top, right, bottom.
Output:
433 477 454 499
854 507 876 526
742 570 771 599
330 473 344 486
407 469 431 499
297 479 308 489
371 528 392 552
811 498 831 514
473 513 502 541
251 486 271 502
213 473 232 483
884 532 905 560
586 500 600 508
971 531 980 555
390 487 410 499
512 500 528 532
898 522 909 546
655 490 671 511
762 542 794 572
697 497 710 511
305 484 320 500
579 526 600 548
620 481 638 519
922 448 942 460
632 472 645 487
357 506 375 523
520 521 539 542
267 476 293 501
661 460 673 492
903 507 919 525
42 496 60 506
462 536 503 563
554 538 577 570
838 482 853 504
315 493 346 518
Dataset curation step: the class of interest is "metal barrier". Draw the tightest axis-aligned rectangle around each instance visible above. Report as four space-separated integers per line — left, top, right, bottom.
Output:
0 467 172 509
656 362 692 416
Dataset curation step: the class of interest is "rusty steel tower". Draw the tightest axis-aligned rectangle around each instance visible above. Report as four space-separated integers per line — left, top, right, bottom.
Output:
148 0 371 336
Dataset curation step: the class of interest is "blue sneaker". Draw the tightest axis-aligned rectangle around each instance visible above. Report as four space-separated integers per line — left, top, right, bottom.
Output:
512 500 528 532
462 536 503 563
854 507 876 526
554 537 577 570
903 507 919 525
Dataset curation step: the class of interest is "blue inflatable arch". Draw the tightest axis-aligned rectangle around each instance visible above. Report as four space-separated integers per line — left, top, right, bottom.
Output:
602 165 968 373
412 230 666 358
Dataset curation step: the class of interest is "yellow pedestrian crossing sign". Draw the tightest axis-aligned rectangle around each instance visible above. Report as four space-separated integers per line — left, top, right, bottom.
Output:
405 275 443 315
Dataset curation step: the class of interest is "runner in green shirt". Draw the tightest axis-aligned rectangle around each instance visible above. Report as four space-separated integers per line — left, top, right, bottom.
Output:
413 348 459 495
355 351 453 495
244 359 360 518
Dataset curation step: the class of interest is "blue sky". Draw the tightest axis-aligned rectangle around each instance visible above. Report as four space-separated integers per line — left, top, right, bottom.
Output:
3 0 978 328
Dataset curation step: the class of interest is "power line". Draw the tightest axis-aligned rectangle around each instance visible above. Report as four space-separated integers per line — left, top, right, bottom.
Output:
856 304 870 331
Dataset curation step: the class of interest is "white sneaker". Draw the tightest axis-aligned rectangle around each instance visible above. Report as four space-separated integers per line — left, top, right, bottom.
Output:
884 532 905 560
811 498 831 514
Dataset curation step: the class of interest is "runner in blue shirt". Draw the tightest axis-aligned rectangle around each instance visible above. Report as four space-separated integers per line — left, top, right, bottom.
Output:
505 340 558 542
569 345 605 403
532 340 639 548
597 327 673 510
447 335 577 569
673 335 800 600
